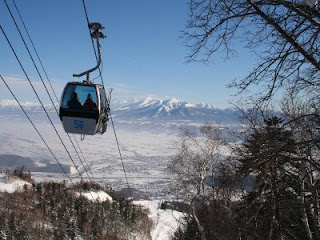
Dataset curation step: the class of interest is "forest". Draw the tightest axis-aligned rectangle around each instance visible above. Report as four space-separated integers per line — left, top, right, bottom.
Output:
0 170 152 240
168 0 320 239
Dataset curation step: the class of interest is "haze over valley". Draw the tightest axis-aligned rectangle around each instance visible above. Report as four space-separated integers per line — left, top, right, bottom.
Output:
0 96 239 197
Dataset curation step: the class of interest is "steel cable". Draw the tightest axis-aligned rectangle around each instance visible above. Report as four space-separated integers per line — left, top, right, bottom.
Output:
0 74 73 184
5 0 94 184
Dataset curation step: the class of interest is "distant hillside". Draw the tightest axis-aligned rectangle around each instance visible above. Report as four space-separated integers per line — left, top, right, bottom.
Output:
0 154 71 174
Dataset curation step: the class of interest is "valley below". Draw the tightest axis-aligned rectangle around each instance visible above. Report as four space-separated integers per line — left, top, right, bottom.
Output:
0 97 240 199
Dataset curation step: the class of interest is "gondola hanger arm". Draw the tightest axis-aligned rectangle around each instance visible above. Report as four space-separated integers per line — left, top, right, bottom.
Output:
73 22 106 83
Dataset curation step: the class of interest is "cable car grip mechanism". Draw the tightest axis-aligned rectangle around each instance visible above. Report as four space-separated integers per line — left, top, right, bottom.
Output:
73 22 106 84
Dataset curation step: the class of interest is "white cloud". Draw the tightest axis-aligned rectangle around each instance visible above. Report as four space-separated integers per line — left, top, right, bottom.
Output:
0 74 63 104
0 99 41 108
0 99 18 107
107 82 161 102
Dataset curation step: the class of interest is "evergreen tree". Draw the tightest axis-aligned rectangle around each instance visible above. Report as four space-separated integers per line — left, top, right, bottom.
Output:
0 212 6 239
66 220 76 240
7 212 16 239
237 116 307 239
0 179 152 240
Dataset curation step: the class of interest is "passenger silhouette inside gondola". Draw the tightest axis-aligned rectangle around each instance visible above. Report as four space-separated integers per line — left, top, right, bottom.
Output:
83 93 97 111
67 92 82 110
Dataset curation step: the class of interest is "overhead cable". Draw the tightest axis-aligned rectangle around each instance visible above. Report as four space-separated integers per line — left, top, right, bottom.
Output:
81 0 132 198
0 74 73 184
1 23 100 200
12 0 95 181
11 0 59 103
81 0 105 86
4 0 94 183
110 113 133 198
0 24 85 183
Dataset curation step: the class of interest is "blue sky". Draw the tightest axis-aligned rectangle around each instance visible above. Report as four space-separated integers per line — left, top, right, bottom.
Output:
1 0 254 108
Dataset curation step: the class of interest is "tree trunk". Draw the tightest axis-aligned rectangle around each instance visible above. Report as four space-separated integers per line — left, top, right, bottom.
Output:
301 178 314 240
308 170 320 239
191 197 206 240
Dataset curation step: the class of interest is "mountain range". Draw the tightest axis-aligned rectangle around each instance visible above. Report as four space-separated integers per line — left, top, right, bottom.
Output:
0 97 242 130
112 97 241 124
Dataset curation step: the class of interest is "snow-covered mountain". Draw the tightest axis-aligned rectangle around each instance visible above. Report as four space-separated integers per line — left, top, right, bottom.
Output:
112 97 240 124
0 96 241 123
0 97 238 199
0 97 241 132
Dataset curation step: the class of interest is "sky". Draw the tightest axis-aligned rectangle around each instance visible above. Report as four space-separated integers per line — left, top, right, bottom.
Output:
0 0 255 108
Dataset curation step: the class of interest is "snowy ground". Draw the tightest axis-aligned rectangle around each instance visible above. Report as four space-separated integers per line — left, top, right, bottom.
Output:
0 106 240 239
0 173 31 193
0 109 191 239
76 190 113 202
135 200 185 240
0 173 185 240
0 110 180 197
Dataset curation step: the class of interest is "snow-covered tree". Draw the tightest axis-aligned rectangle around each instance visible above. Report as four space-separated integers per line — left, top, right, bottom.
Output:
168 124 238 239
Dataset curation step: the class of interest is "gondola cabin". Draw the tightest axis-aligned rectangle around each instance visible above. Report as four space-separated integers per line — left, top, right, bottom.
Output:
59 82 108 135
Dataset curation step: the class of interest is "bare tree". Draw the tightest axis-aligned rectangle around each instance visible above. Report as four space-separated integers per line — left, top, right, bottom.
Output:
168 124 230 240
281 91 320 239
183 0 320 105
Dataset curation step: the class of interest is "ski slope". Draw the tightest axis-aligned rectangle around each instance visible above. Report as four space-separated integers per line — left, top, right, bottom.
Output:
135 200 185 240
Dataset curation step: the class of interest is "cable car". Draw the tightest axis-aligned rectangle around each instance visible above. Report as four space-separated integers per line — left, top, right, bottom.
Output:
59 22 110 136
59 81 109 135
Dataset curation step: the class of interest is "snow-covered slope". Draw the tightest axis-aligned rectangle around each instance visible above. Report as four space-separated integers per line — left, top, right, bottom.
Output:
135 200 185 240
0 173 31 193
77 190 113 202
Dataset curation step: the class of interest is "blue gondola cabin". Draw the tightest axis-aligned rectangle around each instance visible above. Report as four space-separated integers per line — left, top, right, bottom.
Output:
59 82 108 135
